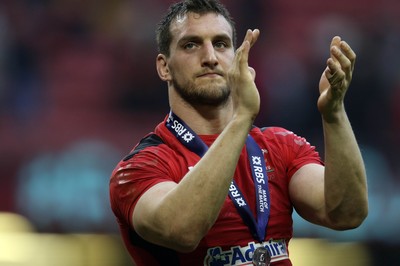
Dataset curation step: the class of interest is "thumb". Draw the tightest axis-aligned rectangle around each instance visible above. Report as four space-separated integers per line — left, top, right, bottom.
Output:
248 66 256 80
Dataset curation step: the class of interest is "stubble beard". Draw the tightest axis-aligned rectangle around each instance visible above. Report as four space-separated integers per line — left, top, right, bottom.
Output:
172 78 231 107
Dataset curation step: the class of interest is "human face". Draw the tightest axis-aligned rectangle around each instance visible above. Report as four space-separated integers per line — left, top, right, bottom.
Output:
165 12 235 106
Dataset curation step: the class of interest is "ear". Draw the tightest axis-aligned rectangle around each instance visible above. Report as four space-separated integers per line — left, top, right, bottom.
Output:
156 54 171 81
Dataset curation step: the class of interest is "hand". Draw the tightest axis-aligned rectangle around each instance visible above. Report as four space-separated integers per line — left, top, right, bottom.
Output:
228 29 260 121
318 36 356 123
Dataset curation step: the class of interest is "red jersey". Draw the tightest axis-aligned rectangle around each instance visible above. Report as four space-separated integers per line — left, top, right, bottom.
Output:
109 115 323 265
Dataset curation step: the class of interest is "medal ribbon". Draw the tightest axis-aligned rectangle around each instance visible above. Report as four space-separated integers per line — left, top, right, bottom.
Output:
165 111 270 242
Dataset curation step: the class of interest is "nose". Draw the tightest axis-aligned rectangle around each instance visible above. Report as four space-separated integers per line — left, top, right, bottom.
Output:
201 42 218 68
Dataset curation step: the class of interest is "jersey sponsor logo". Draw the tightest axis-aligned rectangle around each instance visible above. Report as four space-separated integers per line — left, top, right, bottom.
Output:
251 155 268 213
252 155 265 185
259 149 275 180
167 114 195 143
229 183 247 207
203 239 289 266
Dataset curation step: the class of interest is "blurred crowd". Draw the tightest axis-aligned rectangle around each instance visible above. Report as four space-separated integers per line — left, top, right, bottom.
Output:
0 0 399 244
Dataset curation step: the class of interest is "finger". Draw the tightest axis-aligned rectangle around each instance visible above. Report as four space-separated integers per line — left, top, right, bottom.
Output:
241 29 260 49
330 36 341 63
233 29 259 74
248 66 256 80
339 40 356 72
239 40 251 72
326 58 345 87
325 62 336 83
235 31 251 69
330 45 352 80
249 29 260 47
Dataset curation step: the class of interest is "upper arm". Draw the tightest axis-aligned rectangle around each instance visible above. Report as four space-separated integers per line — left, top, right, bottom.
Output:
131 177 215 252
131 181 179 245
289 163 330 227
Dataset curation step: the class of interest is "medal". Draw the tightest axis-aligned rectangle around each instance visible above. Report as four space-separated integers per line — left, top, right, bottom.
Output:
252 246 271 266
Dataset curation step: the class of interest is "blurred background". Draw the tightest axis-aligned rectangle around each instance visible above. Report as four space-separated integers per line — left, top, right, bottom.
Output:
0 0 399 265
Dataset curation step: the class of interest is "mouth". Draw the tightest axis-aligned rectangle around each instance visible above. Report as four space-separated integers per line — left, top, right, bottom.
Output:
197 72 223 78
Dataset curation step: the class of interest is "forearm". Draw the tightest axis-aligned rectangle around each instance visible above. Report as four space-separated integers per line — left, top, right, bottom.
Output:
322 108 368 229
175 116 251 218
139 115 254 250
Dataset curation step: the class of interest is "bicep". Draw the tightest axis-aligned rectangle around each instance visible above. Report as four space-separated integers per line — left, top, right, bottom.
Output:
289 163 328 226
132 181 177 242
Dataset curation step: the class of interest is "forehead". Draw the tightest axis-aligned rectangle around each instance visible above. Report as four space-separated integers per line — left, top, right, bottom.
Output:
170 12 233 43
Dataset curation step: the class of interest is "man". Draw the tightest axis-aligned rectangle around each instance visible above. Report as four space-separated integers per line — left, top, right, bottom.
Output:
109 0 368 265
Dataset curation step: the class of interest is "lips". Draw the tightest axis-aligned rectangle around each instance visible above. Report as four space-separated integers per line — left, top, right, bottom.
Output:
200 73 220 78
197 71 223 78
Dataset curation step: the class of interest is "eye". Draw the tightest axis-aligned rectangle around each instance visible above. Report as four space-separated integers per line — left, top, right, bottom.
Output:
184 42 198 50
214 41 229 50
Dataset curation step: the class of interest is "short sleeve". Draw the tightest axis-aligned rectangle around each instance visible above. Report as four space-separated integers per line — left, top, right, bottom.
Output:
286 131 323 178
261 127 323 179
109 147 175 226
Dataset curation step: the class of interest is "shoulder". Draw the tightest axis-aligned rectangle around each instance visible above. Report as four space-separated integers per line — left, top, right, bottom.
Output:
251 126 321 164
257 126 310 146
259 126 292 135
120 117 174 161
253 126 296 144
109 133 175 222
114 132 179 176
122 133 165 161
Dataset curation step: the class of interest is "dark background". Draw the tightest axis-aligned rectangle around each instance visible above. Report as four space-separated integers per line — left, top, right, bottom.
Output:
0 0 399 265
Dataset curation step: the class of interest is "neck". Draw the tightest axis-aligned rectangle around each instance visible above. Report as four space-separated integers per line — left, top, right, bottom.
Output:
169 92 234 135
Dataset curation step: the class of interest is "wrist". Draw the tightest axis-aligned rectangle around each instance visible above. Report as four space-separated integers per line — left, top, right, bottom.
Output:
231 112 255 129
321 104 347 124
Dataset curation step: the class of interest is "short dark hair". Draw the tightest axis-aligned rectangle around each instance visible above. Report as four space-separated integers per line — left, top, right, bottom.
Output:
156 0 237 57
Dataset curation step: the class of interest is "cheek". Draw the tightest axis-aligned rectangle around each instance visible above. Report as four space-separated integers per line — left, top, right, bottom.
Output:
222 53 235 68
170 60 194 80
169 66 190 87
